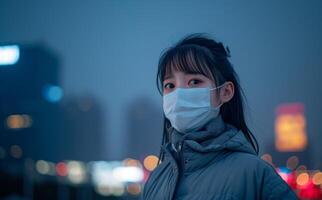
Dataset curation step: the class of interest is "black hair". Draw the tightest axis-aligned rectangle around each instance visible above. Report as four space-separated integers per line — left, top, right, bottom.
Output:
156 33 259 164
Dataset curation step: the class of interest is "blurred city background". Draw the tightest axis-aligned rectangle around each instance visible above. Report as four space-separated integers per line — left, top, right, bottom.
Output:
0 0 322 199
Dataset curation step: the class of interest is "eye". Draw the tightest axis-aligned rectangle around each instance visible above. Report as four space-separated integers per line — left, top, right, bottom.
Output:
189 79 202 86
163 82 175 89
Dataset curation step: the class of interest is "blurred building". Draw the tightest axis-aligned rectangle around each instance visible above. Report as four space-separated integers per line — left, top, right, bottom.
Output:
0 43 64 161
125 96 163 160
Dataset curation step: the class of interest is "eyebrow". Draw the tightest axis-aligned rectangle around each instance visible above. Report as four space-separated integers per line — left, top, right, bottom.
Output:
164 72 202 80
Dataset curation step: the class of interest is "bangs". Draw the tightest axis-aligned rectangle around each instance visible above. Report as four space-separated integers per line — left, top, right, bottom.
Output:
161 45 215 82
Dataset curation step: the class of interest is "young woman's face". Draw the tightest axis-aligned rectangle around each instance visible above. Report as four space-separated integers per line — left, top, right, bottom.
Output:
162 69 223 107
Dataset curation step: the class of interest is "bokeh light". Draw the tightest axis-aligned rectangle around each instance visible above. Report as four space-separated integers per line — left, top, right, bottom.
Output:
0 45 20 65
10 145 23 158
143 155 159 171
36 160 50 175
6 114 32 129
126 183 141 195
286 156 299 170
43 85 63 103
112 166 144 183
260 154 273 165
312 171 322 185
67 161 87 184
56 162 68 176
296 172 310 186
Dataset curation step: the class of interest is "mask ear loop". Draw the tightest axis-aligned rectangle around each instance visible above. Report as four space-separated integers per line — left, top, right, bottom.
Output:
209 82 227 91
209 82 227 109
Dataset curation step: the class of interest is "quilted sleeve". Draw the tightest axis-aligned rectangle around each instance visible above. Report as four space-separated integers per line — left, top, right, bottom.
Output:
261 162 299 200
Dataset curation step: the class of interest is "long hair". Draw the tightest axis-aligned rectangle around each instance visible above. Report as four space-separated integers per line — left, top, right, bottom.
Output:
156 33 259 164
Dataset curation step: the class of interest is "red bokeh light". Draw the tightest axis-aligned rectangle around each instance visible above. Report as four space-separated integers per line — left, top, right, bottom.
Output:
56 162 68 176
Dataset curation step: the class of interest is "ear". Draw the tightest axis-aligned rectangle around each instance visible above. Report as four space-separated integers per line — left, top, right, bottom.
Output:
220 81 234 103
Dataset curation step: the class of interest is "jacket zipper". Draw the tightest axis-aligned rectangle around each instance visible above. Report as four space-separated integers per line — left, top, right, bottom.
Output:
178 141 184 167
171 141 184 200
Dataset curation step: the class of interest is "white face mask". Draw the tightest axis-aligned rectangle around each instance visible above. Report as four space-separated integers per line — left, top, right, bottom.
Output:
163 84 225 133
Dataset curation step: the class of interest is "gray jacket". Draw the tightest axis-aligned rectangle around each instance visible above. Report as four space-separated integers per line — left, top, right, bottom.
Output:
141 115 298 200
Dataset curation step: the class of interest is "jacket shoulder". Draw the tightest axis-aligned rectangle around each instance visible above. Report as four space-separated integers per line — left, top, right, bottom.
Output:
141 159 171 200
212 152 299 200
257 159 299 200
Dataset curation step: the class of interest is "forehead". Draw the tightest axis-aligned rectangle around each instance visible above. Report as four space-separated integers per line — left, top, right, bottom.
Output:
164 70 207 80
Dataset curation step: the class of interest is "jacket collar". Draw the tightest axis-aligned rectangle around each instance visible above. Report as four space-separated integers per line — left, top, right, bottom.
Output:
162 115 257 173
170 114 226 150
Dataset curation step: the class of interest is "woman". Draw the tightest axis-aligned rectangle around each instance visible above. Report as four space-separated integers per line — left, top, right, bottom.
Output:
141 33 298 200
